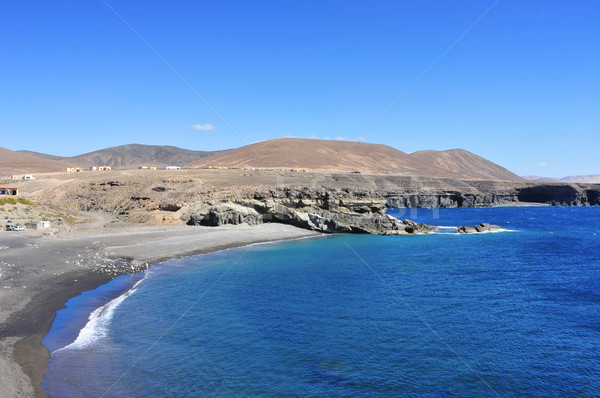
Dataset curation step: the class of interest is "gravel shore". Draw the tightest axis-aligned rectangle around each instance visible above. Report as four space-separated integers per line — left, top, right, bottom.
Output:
0 221 319 397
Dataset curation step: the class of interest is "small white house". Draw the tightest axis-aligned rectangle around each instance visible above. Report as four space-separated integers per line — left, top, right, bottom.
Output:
10 175 35 180
166 166 181 170
25 221 51 230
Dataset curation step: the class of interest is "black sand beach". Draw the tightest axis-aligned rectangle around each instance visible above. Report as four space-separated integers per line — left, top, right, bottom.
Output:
0 222 318 397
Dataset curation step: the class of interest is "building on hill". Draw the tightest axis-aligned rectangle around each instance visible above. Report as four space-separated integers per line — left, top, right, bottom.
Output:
11 175 35 180
0 186 19 195
25 220 51 229
89 166 112 171
66 167 86 173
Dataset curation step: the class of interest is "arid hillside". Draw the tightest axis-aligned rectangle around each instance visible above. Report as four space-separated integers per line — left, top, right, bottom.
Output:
18 144 221 170
0 147 68 175
4 139 523 181
188 138 522 181
409 149 523 181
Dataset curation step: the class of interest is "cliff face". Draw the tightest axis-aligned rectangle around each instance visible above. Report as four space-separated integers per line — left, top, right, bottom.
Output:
25 171 600 230
383 183 600 208
242 184 600 209
515 184 600 206
185 196 436 235
385 193 519 208
179 182 599 234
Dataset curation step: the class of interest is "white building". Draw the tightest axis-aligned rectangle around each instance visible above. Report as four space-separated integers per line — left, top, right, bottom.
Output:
166 166 181 170
25 221 51 229
11 175 35 180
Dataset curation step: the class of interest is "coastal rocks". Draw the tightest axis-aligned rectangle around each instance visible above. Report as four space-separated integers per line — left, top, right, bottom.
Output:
284 210 435 235
516 184 594 206
252 198 436 235
185 199 436 235
188 202 262 226
384 193 520 208
457 223 503 234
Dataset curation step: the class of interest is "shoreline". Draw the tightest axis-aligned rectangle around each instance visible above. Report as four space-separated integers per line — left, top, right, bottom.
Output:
0 222 319 398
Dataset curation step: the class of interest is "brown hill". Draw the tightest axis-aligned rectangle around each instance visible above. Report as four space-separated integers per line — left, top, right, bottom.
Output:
409 149 523 181
0 147 69 175
187 138 456 176
187 138 521 180
18 144 222 169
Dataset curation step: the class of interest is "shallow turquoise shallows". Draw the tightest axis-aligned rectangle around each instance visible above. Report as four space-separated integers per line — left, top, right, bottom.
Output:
42 207 600 397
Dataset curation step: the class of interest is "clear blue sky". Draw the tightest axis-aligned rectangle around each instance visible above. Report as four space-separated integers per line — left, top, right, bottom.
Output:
1 1 598 177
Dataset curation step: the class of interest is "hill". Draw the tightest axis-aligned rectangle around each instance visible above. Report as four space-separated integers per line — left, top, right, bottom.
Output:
522 175 559 182
17 144 222 169
523 175 600 183
0 147 68 175
188 138 522 181
60 144 221 168
409 149 523 181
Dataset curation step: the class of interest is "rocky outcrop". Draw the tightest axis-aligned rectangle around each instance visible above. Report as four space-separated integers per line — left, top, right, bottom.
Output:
385 193 520 208
186 198 436 235
41 172 600 221
384 183 600 208
206 202 262 226
516 184 599 206
457 223 504 234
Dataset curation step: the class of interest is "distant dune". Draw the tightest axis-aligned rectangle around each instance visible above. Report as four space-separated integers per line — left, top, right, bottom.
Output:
523 175 600 183
188 138 523 181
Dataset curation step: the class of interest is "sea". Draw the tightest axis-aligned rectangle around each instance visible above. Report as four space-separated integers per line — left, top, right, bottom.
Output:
42 207 600 397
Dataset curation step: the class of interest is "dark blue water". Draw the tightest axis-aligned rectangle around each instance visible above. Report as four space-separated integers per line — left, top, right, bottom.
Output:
43 207 600 397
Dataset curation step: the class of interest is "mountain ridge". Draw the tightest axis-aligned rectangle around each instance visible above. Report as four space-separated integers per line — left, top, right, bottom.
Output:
523 174 600 183
3 139 522 181
4 144 221 172
187 138 523 181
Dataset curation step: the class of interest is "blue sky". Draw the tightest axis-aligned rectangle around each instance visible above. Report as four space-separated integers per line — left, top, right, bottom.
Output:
1 1 598 177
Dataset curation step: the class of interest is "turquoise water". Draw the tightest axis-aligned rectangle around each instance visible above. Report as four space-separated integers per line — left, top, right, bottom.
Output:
43 207 600 397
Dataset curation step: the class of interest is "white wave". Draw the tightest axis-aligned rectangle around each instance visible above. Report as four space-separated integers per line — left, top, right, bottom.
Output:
457 228 518 234
478 228 518 233
433 227 519 235
54 276 146 353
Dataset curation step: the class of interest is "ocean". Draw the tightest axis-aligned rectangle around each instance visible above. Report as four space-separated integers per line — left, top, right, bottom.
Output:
42 207 600 397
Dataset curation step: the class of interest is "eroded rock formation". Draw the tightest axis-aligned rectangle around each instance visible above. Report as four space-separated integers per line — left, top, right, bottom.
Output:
185 198 436 235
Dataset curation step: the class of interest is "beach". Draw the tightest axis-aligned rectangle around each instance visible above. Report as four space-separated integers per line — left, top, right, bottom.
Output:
0 219 318 397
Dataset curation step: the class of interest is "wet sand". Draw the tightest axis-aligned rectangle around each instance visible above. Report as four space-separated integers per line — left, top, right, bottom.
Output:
0 222 319 397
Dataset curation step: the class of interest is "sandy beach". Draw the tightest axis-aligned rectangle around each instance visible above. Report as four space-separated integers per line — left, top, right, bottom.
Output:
0 219 319 397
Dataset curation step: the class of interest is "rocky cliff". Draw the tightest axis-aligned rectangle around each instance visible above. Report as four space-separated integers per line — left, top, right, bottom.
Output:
382 182 600 208
185 196 436 235
22 171 600 230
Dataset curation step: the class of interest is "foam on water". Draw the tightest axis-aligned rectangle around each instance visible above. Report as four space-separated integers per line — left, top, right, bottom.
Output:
54 275 146 352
